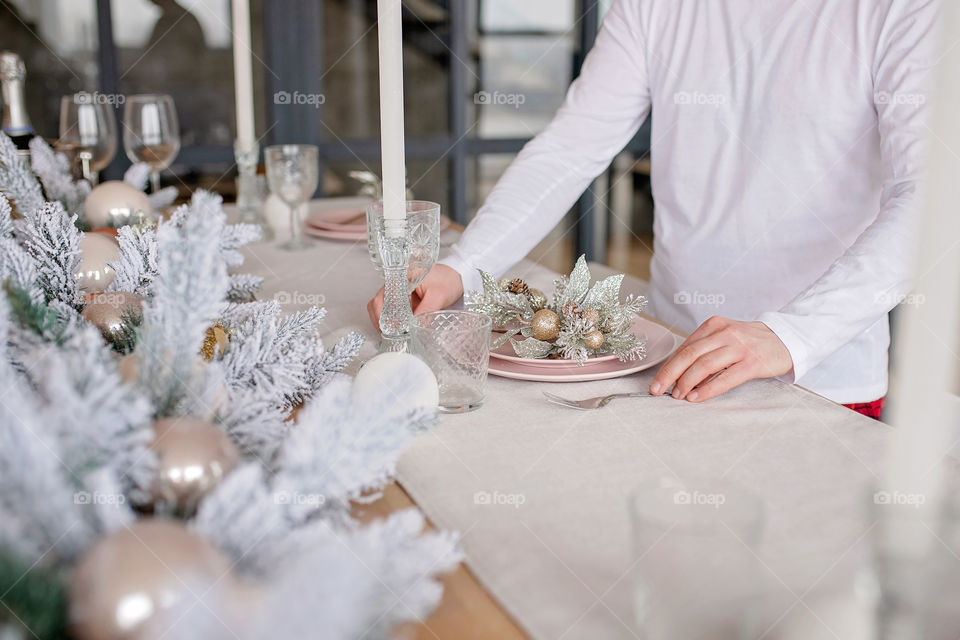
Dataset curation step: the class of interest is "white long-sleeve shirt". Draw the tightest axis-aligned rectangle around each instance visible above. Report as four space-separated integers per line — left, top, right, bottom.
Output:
441 0 939 403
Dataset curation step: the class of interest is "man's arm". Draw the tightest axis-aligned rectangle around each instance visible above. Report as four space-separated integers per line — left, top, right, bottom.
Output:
652 0 940 402
439 0 652 295
755 0 938 384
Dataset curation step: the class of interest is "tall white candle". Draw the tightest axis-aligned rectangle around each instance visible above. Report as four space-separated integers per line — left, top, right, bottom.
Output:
376 0 407 237
881 2 960 530
232 0 256 152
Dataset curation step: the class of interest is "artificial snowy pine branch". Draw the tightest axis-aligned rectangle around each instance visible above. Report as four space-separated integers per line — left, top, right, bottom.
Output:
219 222 262 266
227 273 263 302
135 190 229 416
108 222 159 296
0 194 14 237
16 201 82 308
28 137 90 220
0 133 44 218
123 161 177 210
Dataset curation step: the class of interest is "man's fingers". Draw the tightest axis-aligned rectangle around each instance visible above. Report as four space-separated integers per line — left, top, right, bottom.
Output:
679 315 728 345
412 286 447 314
650 333 725 395
687 363 753 402
673 346 738 399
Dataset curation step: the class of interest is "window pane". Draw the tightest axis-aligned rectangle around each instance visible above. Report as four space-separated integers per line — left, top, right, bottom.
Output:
480 0 575 32
1 0 99 138
474 34 573 138
319 1 450 140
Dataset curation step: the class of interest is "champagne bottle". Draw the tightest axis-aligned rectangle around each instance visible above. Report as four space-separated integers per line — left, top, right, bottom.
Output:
0 51 35 162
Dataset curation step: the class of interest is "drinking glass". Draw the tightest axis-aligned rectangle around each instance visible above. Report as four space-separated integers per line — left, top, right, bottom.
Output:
264 144 319 251
414 311 491 413
366 200 441 291
123 94 180 193
58 94 117 184
629 476 764 640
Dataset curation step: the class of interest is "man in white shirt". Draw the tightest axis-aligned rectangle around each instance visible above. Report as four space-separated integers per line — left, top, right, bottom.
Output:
368 0 937 415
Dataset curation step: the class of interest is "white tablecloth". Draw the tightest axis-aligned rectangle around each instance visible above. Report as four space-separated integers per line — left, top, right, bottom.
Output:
237 225 949 639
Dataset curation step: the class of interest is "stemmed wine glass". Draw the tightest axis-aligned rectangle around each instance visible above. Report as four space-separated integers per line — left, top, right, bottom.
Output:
264 144 319 251
123 94 180 193
366 200 441 330
58 94 117 185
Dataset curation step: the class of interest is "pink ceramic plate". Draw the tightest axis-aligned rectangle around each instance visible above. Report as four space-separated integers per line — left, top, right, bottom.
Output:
487 321 681 382
306 208 367 232
303 225 367 242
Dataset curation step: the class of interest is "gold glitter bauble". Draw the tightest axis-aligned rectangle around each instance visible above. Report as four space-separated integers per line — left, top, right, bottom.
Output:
582 307 600 326
531 309 560 341
70 519 235 640
584 329 605 350
149 417 240 512
81 292 144 340
528 288 547 311
200 324 230 361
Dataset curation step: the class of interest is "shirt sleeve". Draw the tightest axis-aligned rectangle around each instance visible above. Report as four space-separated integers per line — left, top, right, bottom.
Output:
756 0 939 383
440 0 651 295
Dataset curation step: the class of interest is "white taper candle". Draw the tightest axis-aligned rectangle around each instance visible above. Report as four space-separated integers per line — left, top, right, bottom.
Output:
232 0 256 152
376 0 407 237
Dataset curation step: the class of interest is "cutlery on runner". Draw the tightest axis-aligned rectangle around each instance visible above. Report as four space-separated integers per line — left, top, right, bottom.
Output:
542 390 674 410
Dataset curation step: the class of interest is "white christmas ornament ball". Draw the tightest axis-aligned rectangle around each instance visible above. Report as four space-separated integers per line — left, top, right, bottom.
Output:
353 352 439 409
76 232 119 292
84 180 151 228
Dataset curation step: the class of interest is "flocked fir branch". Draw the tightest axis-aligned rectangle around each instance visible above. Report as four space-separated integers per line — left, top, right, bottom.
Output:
28 136 91 221
134 191 230 416
0 155 459 637
0 132 44 218
227 272 263 302
107 221 159 296
14 201 82 308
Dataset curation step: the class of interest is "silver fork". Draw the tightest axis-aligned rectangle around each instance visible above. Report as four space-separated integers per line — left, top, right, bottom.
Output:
542 390 673 410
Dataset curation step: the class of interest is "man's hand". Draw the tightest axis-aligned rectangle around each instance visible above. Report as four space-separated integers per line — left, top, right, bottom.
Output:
650 316 793 402
367 264 464 329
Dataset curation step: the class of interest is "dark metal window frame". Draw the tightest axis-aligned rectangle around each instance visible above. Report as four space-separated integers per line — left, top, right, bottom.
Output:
95 0 649 258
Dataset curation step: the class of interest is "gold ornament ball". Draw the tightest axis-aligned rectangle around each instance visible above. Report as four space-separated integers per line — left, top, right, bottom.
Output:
76 232 119 293
149 417 240 512
584 329 605 350
82 291 144 340
83 180 151 229
528 288 547 311
69 519 235 640
582 307 600 327
531 308 561 341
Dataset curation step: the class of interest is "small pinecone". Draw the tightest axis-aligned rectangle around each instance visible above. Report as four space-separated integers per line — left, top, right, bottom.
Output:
560 300 582 318
508 278 530 295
